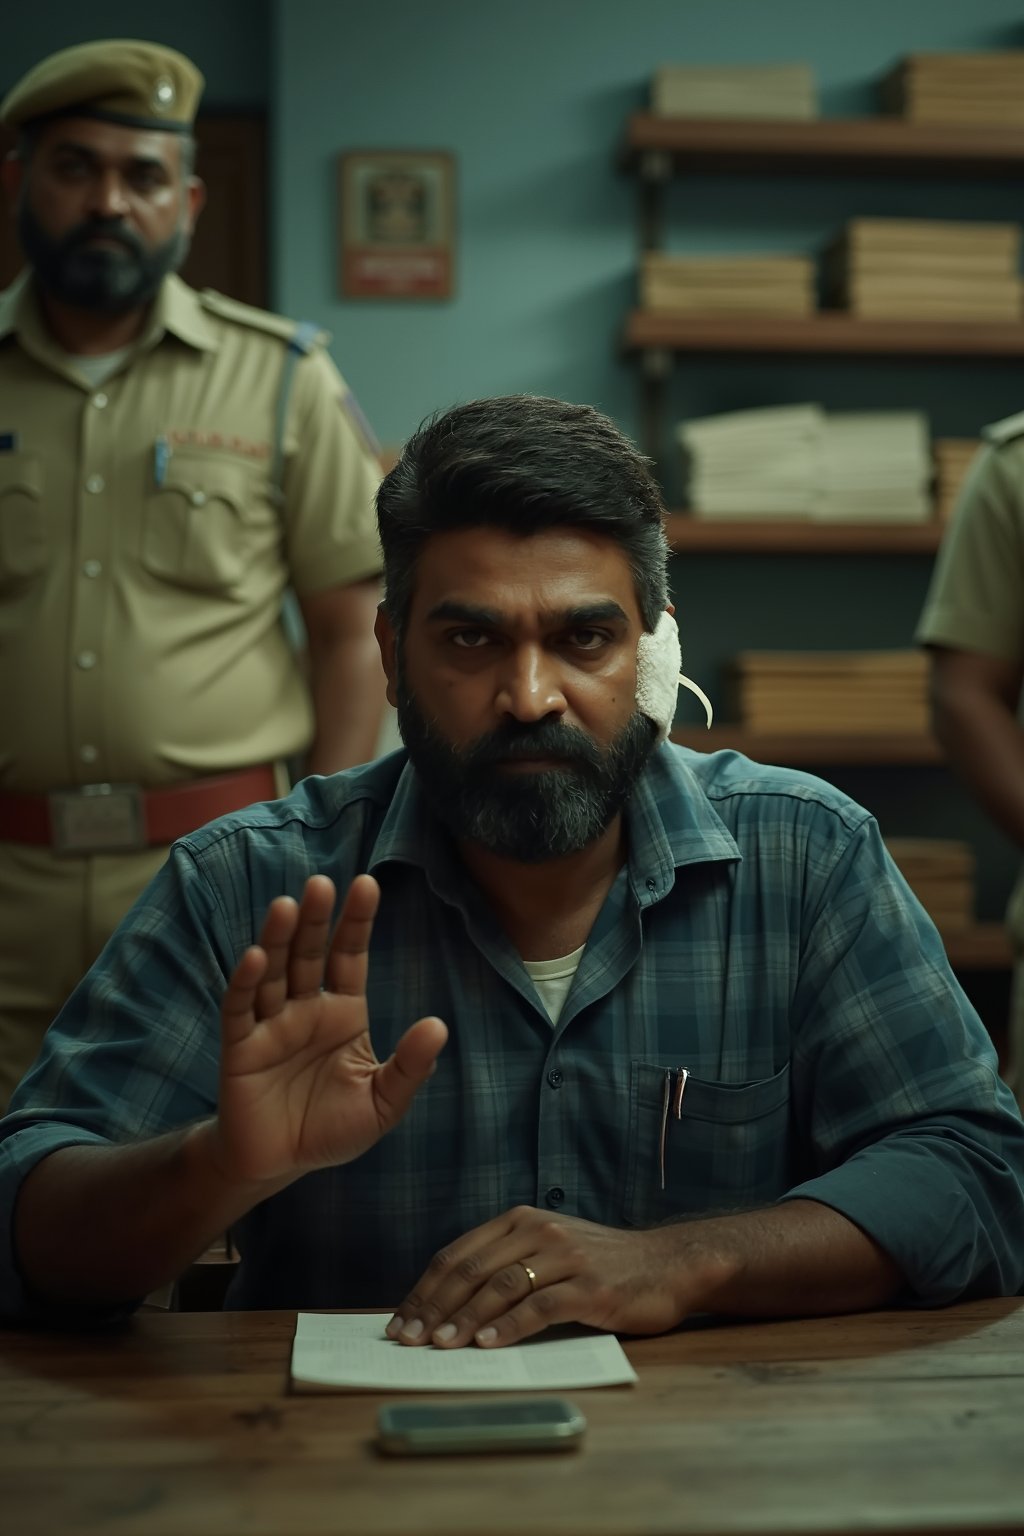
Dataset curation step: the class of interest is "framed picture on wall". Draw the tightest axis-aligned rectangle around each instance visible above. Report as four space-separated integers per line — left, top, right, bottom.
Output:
338 150 456 299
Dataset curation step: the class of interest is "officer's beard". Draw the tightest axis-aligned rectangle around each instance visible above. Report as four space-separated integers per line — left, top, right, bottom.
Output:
394 672 657 864
17 201 191 315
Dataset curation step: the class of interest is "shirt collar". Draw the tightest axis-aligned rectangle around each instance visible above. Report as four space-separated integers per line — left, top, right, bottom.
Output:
0 270 218 356
367 744 740 908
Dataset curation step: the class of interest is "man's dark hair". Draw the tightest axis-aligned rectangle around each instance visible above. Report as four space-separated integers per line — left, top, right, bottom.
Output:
376 395 670 634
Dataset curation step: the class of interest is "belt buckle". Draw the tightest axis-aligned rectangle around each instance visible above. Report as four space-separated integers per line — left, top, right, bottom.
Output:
49 784 146 854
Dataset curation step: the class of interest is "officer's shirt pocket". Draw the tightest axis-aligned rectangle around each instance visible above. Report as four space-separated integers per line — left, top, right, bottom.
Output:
141 450 276 593
0 454 47 586
621 1060 793 1228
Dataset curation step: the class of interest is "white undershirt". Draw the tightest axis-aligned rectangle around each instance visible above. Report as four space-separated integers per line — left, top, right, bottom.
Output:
58 348 132 387
523 943 587 1026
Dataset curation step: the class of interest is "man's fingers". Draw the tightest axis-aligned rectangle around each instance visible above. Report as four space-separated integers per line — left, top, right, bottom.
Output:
325 874 380 997
372 1016 448 1131
284 875 337 1000
221 945 269 1046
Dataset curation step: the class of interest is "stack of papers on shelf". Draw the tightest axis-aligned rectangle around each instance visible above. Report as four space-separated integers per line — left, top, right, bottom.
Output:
730 650 930 734
677 403 823 517
677 404 933 521
933 438 981 522
884 838 976 932
879 52 1024 128
825 219 1022 321
818 412 932 522
651 62 818 119
641 253 815 317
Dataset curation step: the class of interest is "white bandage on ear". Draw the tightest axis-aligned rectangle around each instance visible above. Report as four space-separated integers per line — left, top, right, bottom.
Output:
635 611 713 745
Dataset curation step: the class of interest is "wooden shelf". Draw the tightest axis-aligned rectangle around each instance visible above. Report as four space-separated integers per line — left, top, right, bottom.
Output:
625 310 1024 357
940 924 1013 971
670 725 943 765
622 114 1024 176
665 515 944 554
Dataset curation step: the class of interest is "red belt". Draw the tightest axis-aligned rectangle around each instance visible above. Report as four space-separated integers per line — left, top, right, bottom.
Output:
0 765 279 853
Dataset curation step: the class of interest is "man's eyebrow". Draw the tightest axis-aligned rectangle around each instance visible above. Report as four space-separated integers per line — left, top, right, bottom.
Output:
425 599 630 627
50 141 169 173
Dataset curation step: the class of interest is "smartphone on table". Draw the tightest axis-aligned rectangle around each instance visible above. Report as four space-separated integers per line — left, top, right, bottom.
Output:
376 1397 587 1456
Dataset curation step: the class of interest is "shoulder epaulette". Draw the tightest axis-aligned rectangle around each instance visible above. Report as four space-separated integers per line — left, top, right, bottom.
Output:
982 409 1024 446
198 289 328 349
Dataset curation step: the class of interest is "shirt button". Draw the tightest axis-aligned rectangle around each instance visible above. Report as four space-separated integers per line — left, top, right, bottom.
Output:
646 878 657 894
85 474 105 494
545 1186 565 1208
92 392 108 409
547 1069 564 1089
76 650 98 670
190 490 208 507
82 559 102 578
80 745 99 764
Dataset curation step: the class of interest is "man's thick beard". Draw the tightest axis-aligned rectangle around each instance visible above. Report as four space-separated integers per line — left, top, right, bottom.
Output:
396 682 658 863
18 200 190 315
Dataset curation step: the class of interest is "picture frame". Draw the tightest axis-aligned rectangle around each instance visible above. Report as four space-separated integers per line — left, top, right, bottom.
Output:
338 150 456 300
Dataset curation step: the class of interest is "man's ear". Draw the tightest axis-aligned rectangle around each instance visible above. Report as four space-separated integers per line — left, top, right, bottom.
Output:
374 605 399 709
0 151 24 209
184 175 206 234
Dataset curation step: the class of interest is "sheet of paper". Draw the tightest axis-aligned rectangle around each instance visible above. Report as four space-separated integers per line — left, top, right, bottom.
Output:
290 1312 638 1392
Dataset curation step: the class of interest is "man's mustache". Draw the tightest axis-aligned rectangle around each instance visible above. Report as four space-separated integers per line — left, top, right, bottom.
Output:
62 219 144 259
463 720 602 771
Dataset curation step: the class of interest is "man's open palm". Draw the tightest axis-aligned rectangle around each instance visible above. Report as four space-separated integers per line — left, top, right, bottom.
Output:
213 874 447 1187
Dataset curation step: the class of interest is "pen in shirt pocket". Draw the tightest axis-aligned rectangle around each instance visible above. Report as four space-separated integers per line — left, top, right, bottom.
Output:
153 434 171 488
659 1066 689 1192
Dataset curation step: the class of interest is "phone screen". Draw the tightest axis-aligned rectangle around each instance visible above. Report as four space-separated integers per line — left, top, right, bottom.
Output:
376 1397 587 1455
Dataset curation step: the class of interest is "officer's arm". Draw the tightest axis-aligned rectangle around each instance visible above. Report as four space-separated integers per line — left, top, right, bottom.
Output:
929 645 1024 847
299 578 388 774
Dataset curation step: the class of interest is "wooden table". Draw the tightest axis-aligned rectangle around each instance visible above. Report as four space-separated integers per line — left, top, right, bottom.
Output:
2 1299 1024 1535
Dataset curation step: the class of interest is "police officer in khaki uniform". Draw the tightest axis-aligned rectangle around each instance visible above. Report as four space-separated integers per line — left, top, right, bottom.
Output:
0 40 388 1107
917 415 1024 1112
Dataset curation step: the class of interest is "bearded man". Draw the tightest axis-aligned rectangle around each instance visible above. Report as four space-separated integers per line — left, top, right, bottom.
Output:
0 40 387 1108
0 393 1022 1333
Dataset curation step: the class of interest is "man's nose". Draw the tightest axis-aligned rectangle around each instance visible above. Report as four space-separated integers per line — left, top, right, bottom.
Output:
87 171 131 220
495 645 567 722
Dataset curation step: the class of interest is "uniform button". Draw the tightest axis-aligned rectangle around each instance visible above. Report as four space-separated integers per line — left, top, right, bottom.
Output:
85 474 105 494
76 650 98 670
82 559 102 578
80 745 99 764
190 490 208 507
545 1186 565 1208
547 1069 564 1089
646 878 657 894
92 392 108 409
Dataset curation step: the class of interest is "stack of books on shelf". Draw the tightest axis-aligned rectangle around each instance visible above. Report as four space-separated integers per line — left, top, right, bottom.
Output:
677 404 932 522
651 62 818 120
729 650 930 735
883 838 976 932
818 412 931 523
640 253 815 317
879 52 1024 128
825 219 1022 321
933 438 981 522
677 403 822 518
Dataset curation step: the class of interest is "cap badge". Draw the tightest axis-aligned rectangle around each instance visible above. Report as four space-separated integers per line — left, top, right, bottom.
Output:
153 76 176 113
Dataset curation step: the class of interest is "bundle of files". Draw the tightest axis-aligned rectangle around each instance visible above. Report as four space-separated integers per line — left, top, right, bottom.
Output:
825 219 1022 322
650 62 818 120
932 438 981 523
729 650 931 735
640 253 815 318
879 52 1024 128
677 403 931 522
883 838 976 932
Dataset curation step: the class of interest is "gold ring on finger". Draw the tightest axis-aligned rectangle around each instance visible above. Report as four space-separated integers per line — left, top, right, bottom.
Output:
519 1261 537 1293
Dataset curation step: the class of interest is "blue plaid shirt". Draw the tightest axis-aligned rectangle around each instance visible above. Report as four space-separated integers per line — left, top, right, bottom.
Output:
2 745 1022 1317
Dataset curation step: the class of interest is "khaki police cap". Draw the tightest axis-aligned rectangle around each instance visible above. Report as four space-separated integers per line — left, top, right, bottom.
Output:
0 39 204 134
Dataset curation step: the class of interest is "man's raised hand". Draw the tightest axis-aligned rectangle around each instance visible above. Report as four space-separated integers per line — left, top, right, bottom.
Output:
211 873 447 1189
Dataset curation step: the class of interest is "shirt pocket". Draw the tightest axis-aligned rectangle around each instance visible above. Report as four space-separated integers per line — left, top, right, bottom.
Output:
621 1060 794 1228
0 453 47 586
140 450 277 593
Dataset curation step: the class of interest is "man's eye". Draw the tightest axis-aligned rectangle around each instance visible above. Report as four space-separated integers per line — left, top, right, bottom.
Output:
568 629 608 651
131 169 166 191
450 630 492 649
